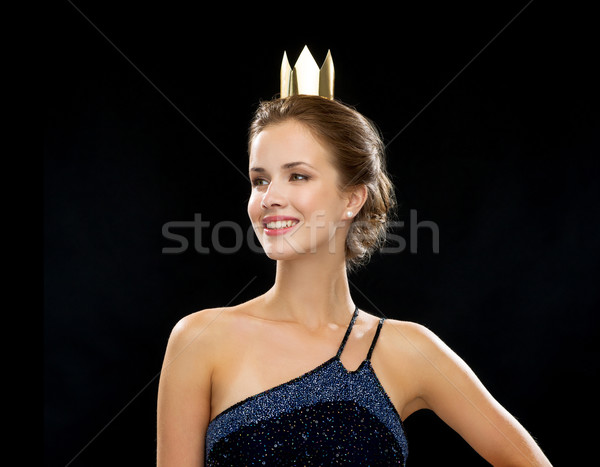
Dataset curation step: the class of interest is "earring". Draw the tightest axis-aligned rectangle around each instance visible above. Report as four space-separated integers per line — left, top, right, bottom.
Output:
347 211 353 218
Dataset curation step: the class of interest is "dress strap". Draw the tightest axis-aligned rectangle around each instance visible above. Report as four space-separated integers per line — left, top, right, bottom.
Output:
335 305 359 358
366 318 385 361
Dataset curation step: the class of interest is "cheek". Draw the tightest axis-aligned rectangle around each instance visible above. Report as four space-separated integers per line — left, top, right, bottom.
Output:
247 192 261 221
300 189 344 225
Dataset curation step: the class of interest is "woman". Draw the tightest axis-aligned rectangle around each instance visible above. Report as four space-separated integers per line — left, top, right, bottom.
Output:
157 91 551 464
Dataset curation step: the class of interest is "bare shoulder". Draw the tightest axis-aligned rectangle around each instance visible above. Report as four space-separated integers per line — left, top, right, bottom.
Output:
162 308 229 375
164 301 259 365
382 318 431 336
377 319 461 387
166 307 225 353
169 307 230 340
382 318 472 376
379 318 445 357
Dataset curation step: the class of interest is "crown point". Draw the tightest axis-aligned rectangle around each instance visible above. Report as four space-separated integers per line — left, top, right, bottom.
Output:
281 51 292 98
279 46 335 99
319 50 335 100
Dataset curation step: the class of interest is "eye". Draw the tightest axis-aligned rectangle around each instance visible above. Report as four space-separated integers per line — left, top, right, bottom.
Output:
251 178 269 187
290 173 310 181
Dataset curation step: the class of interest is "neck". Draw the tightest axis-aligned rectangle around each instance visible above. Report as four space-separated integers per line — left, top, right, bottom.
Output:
263 254 354 330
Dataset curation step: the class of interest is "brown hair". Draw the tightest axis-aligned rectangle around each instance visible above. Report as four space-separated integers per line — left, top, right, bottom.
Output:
248 95 396 271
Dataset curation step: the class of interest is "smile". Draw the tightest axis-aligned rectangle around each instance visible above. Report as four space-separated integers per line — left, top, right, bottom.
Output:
262 216 300 236
265 220 298 229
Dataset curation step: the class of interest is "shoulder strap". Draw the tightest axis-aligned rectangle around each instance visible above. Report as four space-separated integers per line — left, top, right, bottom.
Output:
335 305 359 358
366 318 385 361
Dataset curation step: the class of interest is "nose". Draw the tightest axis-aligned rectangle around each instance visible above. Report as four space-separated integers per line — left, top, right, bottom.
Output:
261 180 287 209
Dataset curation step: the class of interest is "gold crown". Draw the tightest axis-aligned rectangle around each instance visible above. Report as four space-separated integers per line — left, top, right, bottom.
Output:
280 45 334 99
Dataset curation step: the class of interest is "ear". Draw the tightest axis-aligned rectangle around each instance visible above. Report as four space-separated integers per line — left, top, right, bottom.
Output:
343 185 368 219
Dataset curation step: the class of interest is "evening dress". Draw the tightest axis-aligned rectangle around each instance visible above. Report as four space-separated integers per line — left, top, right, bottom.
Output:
205 306 408 465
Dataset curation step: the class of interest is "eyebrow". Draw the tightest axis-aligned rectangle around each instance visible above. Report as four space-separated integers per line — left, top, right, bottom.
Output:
249 161 316 173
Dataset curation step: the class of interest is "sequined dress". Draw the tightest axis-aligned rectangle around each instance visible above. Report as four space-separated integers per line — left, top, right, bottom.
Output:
205 306 408 465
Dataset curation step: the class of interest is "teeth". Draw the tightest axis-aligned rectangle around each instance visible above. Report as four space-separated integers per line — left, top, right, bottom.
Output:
266 220 298 229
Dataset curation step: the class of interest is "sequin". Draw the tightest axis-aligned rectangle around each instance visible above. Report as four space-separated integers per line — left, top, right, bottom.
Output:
205 306 408 465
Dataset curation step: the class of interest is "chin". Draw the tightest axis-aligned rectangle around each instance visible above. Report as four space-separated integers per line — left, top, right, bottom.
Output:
261 245 311 262
257 230 342 262
262 243 345 265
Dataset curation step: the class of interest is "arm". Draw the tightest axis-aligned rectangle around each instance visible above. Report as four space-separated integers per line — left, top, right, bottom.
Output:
157 309 218 467
397 321 552 466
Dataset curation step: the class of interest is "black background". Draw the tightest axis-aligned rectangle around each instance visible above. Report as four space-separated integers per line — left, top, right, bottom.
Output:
45 1 599 465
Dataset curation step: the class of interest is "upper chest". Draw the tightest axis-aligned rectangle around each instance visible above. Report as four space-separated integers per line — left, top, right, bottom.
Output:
208 313 419 423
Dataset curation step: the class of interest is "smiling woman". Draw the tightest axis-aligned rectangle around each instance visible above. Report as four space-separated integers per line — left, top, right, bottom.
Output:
247 116 369 264
156 48 552 467
248 95 395 272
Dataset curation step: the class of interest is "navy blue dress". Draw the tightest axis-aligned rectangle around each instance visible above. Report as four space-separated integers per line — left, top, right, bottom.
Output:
205 306 408 465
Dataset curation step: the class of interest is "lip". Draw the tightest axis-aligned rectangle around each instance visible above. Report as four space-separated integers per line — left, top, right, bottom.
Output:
262 215 300 236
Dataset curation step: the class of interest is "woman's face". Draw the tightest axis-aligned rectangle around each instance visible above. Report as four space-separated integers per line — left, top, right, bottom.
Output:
247 120 351 262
